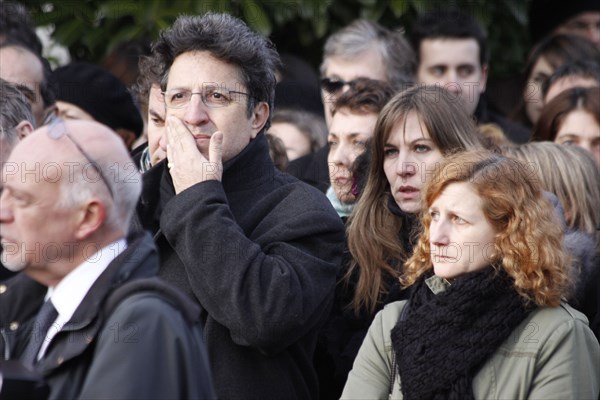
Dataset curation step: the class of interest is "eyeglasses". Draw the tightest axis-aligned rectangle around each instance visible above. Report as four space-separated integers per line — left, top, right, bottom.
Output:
321 78 354 94
47 117 114 200
162 86 250 109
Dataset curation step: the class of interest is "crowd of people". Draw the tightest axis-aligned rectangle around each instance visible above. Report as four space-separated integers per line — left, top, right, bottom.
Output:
0 0 599 399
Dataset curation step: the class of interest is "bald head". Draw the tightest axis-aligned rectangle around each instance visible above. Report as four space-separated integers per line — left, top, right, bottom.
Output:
8 119 141 233
1 119 141 284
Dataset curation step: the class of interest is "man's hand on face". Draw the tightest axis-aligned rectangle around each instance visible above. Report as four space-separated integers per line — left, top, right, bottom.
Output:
166 116 223 194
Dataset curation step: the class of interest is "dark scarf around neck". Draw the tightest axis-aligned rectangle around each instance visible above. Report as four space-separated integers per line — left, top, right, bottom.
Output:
391 267 534 400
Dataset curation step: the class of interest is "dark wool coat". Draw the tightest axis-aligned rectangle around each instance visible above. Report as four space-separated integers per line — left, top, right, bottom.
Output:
0 232 215 400
134 132 345 400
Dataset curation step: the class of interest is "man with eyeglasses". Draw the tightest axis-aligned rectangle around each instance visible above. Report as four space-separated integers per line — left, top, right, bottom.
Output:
133 13 344 399
0 119 215 399
288 19 414 192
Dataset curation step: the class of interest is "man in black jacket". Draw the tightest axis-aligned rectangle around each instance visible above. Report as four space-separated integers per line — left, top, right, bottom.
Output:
0 119 215 399
134 13 345 399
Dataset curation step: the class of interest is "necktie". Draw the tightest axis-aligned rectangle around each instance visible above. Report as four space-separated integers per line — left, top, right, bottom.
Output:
21 299 58 368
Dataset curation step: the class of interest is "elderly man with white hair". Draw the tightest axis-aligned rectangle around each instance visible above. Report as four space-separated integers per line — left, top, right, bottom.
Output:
0 119 215 399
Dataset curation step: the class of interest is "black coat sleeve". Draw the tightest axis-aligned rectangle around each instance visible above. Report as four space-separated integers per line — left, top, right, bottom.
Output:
160 180 344 353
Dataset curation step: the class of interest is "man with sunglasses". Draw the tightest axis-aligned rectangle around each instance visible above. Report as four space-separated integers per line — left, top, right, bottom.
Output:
288 19 415 192
0 119 215 398
133 13 344 399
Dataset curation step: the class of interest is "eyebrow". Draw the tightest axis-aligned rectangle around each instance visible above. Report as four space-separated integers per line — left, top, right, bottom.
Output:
149 109 165 120
329 132 365 139
384 137 434 147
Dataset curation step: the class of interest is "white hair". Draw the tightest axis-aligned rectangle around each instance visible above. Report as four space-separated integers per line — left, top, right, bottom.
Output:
58 157 141 233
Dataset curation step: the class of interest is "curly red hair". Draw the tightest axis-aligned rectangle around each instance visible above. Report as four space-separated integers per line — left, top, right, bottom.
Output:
402 151 571 307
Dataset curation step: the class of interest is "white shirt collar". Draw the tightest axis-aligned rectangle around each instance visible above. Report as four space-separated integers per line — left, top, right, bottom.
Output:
38 238 127 360
51 238 128 322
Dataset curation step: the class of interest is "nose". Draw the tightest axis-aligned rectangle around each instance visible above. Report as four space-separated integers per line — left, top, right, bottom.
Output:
430 218 450 247
444 71 463 94
396 150 417 178
330 141 353 167
182 94 210 127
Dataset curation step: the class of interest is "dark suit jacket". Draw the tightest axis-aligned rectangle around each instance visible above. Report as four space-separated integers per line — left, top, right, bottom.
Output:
0 232 215 400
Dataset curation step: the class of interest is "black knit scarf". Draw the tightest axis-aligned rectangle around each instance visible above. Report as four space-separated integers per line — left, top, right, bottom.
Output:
391 267 534 400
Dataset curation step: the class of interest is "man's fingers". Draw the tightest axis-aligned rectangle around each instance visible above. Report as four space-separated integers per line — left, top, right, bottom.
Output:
206 132 223 181
166 116 192 152
209 132 223 163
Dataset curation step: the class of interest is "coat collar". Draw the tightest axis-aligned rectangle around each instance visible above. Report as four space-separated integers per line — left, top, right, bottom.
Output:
37 232 158 372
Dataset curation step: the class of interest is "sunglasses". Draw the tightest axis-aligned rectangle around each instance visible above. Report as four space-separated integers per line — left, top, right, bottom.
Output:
321 78 354 94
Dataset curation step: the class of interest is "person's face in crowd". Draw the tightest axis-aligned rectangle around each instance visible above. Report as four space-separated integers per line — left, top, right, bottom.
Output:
327 108 377 204
56 100 137 150
162 51 268 162
56 101 95 121
383 111 444 214
269 122 311 161
321 49 387 127
429 181 498 280
417 38 487 115
0 126 79 283
525 56 554 124
147 85 166 166
544 76 600 103
555 109 600 167
0 46 46 126
556 12 600 46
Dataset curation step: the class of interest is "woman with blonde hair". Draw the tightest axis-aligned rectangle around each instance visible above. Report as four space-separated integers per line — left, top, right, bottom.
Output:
503 142 600 338
342 151 599 399
322 85 485 397
503 142 600 241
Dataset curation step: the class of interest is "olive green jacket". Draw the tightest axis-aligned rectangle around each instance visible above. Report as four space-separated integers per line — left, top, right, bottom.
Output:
342 276 600 400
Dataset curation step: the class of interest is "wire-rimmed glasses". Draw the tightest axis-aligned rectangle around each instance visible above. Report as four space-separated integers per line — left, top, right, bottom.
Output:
162 84 250 109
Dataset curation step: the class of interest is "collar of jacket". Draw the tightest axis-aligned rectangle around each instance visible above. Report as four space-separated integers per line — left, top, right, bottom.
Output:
425 275 452 294
36 231 158 371
220 131 276 193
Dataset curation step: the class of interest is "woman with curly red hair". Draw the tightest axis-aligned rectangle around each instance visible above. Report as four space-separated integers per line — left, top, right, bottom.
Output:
342 151 599 399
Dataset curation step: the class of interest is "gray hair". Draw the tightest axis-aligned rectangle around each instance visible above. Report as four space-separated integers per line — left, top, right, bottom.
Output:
0 78 35 158
320 19 415 87
153 13 280 131
58 143 142 234
271 109 327 152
